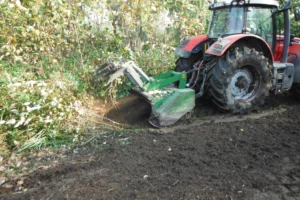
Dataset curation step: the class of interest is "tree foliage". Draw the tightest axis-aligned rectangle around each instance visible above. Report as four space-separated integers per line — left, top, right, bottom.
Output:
1 0 300 155
278 0 300 36
0 0 84 64
0 0 211 155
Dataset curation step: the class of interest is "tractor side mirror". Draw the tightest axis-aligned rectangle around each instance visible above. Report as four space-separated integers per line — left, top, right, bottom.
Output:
294 8 300 21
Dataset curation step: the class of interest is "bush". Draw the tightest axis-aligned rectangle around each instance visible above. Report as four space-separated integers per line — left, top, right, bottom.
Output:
0 0 211 155
0 71 89 155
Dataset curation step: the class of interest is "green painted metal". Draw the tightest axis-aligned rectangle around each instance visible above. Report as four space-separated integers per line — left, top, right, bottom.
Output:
132 71 196 127
143 71 187 91
148 88 195 127
107 64 195 127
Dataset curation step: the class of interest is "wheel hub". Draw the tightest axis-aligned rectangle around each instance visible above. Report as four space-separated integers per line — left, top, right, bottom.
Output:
230 69 254 99
235 76 249 89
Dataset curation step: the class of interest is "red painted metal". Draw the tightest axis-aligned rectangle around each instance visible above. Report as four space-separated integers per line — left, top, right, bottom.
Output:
274 35 300 63
206 34 273 60
179 33 300 64
183 35 210 51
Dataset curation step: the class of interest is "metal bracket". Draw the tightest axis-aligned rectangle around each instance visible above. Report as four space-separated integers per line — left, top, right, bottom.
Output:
272 62 294 94
107 61 151 88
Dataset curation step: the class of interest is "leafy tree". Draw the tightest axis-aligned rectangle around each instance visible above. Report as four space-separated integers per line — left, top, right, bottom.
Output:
279 0 300 36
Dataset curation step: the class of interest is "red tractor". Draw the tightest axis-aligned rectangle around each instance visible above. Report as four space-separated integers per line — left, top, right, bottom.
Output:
174 0 300 113
99 0 300 127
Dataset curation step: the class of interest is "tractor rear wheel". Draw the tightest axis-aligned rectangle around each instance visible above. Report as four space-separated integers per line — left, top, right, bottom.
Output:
207 46 272 113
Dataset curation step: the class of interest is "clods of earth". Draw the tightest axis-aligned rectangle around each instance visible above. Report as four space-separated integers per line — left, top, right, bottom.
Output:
1 93 300 200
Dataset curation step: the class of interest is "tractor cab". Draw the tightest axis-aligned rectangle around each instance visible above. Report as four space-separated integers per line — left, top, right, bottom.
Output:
208 0 279 48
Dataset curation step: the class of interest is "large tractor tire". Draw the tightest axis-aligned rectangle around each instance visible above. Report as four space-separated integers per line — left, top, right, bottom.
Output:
207 46 272 114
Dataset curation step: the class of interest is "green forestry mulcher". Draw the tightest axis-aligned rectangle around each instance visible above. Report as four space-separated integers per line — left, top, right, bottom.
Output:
98 0 300 128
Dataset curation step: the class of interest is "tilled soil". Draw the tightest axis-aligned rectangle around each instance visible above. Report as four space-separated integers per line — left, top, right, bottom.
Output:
1 93 300 200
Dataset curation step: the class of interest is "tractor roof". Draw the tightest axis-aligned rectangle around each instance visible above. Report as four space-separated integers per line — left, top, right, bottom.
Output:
209 0 279 10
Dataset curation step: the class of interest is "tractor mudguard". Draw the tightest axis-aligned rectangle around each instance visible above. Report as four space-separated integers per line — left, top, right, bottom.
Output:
205 34 274 61
174 35 210 58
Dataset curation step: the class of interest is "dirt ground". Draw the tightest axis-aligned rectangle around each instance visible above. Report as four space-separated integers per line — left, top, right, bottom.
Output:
1 93 300 200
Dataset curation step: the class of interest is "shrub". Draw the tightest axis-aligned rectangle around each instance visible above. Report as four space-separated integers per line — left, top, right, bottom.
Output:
0 72 89 155
0 0 212 155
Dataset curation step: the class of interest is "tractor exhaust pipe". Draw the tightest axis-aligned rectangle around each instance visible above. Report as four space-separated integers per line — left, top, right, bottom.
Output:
281 0 291 63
